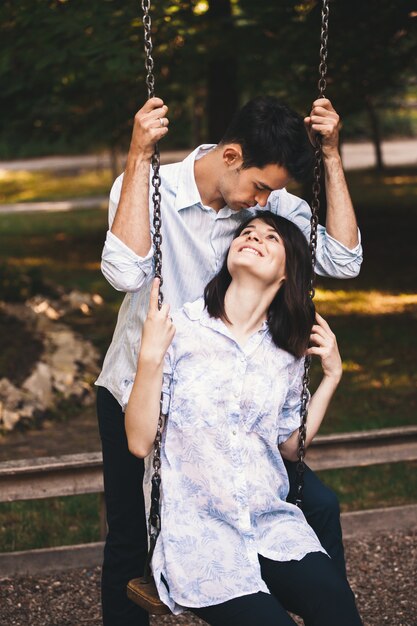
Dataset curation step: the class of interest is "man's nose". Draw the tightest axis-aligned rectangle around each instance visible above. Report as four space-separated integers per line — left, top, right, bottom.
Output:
255 191 270 208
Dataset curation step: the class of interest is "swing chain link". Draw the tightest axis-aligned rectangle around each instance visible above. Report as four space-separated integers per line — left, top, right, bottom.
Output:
142 0 163 308
295 0 329 509
142 0 155 98
141 0 164 556
318 0 329 98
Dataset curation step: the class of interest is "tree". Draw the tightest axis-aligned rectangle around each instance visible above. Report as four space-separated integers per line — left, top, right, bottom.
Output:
234 0 417 170
1 0 416 164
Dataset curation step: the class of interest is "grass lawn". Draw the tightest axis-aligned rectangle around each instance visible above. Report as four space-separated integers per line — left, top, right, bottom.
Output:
0 169 113 204
0 494 101 552
1 166 415 431
0 165 416 550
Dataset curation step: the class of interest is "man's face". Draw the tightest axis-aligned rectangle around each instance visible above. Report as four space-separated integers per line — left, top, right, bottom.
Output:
220 154 291 211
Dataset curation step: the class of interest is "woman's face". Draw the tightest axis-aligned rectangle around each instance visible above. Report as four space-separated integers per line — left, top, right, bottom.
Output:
227 218 286 288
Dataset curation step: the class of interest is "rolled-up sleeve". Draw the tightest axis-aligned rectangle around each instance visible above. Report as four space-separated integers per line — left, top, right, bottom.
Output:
272 191 363 279
101 230 154 292
101 173 155 292
314 229 363 278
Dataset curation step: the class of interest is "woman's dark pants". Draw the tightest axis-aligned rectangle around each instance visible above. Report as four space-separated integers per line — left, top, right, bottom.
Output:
97 386 346 626
192 553 362 626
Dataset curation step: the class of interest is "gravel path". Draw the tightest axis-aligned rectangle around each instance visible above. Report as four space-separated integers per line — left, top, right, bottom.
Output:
1 530 415 626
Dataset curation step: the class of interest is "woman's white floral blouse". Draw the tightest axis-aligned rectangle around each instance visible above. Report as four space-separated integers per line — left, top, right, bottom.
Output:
144 298 326 614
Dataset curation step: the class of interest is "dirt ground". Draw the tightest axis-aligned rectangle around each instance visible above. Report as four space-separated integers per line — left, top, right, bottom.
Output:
1 530 415 626
0 407 100 462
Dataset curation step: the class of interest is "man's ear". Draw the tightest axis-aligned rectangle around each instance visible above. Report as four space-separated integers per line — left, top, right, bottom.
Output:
222 144 243 169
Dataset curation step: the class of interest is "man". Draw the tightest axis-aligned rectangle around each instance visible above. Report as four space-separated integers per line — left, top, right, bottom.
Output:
96 95 362 625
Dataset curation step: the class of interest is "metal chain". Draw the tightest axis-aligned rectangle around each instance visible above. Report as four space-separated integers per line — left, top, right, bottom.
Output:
294 0 330 509
141 0 165 577
142 0 163 306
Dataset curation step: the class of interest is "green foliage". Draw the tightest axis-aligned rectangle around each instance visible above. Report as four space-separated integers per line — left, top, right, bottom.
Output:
0 1 416 157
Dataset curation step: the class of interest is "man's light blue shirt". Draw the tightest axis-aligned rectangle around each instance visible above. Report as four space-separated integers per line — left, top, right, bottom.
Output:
96 145 362 408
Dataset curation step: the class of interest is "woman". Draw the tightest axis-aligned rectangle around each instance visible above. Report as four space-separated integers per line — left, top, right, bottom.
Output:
125 211 363 625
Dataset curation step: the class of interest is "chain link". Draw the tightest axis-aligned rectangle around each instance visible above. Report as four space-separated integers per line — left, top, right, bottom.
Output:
142 0 163 307
294 0 330 509
141 0 164 560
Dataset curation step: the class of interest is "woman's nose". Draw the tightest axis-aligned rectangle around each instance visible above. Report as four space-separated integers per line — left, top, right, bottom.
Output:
247 231 260 242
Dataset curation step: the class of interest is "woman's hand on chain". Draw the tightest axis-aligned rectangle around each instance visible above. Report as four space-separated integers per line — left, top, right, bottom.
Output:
140 278 175 365
306 312 342 382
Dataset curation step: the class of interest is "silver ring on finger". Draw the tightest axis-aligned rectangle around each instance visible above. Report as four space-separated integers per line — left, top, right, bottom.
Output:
159 117 165 127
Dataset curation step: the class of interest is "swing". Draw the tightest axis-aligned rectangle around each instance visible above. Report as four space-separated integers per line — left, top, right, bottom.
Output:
127 0 330 614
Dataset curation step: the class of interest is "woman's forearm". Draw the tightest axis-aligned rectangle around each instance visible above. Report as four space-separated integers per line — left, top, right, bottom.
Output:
125 355 164 458
280 373 341 461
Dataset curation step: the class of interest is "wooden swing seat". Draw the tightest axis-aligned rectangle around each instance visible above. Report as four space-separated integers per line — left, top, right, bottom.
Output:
127 576 171 615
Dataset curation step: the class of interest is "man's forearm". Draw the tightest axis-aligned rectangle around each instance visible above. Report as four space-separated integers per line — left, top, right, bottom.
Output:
305 98 359 250
110 154 152 257
323 154 359 250
110 97 169 257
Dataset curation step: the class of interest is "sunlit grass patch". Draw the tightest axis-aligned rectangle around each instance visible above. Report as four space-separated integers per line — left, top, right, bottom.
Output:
346 166 417 209
0 169 112 204
309 312 417 433
315 289 417 316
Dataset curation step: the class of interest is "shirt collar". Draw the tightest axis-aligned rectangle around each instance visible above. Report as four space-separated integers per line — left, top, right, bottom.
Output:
174 144 217 212
183 298 269 348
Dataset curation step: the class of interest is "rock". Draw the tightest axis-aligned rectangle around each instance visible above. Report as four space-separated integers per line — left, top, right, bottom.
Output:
22 362 53 409
0 291 101 433
0 405 21 431
0 378 23 408
62 290 104 314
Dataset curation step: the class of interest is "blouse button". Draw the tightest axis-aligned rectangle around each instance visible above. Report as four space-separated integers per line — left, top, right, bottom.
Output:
232 430 237 436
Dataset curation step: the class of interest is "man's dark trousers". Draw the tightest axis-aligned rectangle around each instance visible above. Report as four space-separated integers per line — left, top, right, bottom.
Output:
97 386 346 626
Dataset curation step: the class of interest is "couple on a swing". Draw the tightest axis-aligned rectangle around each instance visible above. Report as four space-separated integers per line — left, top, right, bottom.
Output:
96 95 364 625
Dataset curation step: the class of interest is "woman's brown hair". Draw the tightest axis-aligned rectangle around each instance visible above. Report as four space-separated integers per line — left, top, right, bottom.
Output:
204 211 315 358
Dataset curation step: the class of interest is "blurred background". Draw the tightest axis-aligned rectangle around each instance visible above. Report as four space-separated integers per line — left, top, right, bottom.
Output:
0 0 416 582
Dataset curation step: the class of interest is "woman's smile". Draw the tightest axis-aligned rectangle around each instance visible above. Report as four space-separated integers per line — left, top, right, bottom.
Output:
239 246 263 257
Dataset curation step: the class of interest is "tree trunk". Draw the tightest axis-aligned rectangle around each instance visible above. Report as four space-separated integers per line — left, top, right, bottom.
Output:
365 95 384 172
206 0 238 142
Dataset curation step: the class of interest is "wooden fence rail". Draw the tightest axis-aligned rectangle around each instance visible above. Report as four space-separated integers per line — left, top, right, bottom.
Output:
1 425 416 577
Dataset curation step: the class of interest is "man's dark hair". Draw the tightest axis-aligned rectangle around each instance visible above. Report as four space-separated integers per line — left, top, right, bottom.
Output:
219 96 314 183
204 211 315 358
